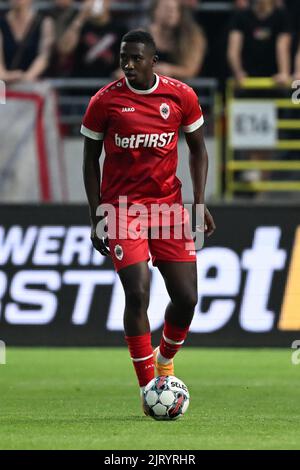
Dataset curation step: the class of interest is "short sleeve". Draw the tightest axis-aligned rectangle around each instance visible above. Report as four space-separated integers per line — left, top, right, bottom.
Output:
229 11 246 33
181 87 204 133
80 94 108 140
276 8 292 35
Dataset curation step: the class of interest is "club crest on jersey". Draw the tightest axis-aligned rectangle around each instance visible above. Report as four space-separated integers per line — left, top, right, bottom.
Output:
160 103 170 120
114 244 124 261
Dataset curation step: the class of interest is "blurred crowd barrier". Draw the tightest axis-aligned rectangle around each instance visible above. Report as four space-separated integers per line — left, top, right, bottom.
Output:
0 81 65 202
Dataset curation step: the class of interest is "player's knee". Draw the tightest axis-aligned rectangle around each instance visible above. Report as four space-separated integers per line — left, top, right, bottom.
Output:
125 287 149 313
172 290 198 311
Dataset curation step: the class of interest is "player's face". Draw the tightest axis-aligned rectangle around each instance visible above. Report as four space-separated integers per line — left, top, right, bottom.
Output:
120 42 156 89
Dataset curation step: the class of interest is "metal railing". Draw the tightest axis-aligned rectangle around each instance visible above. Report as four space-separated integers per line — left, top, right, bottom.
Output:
0 1 234 12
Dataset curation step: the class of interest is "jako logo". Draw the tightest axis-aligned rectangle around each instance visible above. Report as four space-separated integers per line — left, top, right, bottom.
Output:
115 132 175 149
122 107 135 112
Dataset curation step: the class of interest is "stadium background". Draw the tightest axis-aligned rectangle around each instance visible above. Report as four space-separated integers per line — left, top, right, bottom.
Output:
0 0 300 450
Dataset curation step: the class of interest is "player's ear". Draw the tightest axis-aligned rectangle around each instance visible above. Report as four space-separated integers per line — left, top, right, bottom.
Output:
153 55 158 65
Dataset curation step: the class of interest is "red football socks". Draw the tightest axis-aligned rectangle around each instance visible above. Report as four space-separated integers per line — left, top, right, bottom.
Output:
159 321 189 361
125 332 154 387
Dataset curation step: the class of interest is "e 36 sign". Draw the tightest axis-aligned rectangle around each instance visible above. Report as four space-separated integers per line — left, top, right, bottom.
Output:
230 101 276 149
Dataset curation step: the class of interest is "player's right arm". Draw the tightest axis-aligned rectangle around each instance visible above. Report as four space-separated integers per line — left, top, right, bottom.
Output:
81 92 110 255
83 136 103 226
83 136 110 256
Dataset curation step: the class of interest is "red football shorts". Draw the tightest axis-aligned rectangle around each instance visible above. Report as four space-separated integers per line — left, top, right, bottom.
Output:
106 205 196 272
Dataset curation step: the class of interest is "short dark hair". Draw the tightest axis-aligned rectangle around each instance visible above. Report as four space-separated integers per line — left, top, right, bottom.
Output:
121 30 157 55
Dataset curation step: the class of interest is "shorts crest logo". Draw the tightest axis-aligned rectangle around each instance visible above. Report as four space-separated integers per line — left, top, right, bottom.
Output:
160 103 170 120
114 244 124 261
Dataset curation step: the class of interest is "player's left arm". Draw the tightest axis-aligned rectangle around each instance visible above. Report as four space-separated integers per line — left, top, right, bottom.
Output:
185 126 216 237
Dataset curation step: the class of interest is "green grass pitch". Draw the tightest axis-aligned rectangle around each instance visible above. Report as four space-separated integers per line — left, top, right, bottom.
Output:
0 348 299 450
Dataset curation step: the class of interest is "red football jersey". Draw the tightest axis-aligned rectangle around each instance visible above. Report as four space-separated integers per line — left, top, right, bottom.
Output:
81 74 203 207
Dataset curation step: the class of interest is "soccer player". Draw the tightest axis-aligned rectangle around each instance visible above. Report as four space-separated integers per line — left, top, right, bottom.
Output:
81 30 215 414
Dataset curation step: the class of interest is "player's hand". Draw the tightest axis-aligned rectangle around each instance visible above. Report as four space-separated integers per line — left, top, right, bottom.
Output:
192 204 216 240
204 206 216 237
90 222 110 256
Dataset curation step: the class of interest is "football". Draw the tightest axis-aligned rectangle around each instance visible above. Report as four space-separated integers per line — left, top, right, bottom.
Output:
143 375 189 420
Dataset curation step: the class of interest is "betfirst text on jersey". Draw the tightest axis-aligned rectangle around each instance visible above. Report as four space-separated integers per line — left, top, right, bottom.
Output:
114 132 175 149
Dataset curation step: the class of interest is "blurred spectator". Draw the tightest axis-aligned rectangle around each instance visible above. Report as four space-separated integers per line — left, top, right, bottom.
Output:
235 0 297 9
294 41 300 80
0 0 54 83
283 0 300 36
112 0 149 29
50 0 77 38
227 0 292 85
181 0 199 7
48 0 79 76
58 0 126 78
148 0 206 79
120 0 200 29
235 0 249 8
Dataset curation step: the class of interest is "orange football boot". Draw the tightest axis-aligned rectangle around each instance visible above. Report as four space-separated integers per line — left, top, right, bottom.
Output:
153 347 174 376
